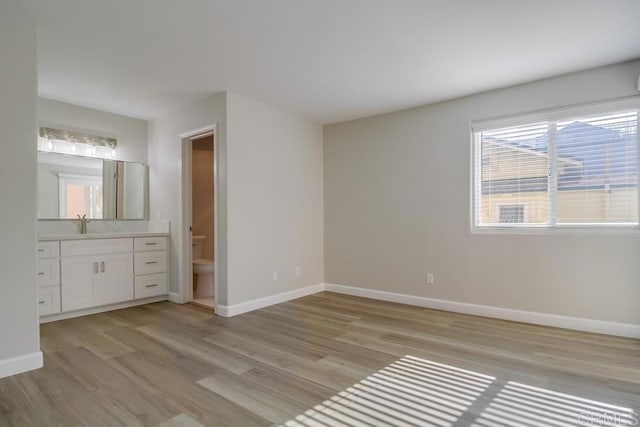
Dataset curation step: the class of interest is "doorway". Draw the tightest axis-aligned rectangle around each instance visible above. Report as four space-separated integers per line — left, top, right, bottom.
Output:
190 135 215 308
179 125 218 312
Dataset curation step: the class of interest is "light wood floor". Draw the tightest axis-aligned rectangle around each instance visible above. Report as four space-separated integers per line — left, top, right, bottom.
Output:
1 292 639 426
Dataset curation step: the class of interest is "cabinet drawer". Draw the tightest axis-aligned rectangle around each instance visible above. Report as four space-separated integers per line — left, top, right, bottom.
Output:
61 238 133 257
135 251 167 275
134 237 168 252
37 241 59 259
135 274 167 299
38 286 61 316
37 258 60 287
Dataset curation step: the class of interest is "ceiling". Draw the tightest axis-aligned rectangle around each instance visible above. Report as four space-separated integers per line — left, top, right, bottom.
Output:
26 0 640 124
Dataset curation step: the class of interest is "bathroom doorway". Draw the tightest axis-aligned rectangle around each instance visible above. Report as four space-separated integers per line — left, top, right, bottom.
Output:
190 135 215 308
178 125 218 312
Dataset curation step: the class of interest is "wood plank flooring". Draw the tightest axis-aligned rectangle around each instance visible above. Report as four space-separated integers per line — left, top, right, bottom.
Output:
0 292 639 426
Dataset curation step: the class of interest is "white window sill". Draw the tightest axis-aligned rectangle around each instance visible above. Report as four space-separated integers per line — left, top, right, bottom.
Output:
471 224 640 236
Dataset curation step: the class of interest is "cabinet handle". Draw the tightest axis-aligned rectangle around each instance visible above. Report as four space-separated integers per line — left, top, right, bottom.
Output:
100 261 105 273
94 262 99 274
145 261 158 265
38 272 45 276
39 301 45 305
37 248 45 252
145 242 158 246
145 284 158 288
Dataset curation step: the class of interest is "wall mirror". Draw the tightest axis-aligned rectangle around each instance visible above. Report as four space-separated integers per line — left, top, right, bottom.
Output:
37 151 149 220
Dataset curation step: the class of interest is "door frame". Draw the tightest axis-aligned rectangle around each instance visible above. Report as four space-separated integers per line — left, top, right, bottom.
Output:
178 124 218 311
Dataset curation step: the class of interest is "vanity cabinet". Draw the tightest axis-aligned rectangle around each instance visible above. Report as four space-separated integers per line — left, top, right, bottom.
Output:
39 234 169 321
60 238 134 312
37 241 61 316
134 237 168 299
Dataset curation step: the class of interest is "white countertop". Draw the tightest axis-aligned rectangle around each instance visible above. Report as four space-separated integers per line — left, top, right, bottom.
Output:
38 232 170 241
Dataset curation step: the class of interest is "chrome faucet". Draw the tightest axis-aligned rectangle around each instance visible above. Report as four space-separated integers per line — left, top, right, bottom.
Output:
77 214 90 234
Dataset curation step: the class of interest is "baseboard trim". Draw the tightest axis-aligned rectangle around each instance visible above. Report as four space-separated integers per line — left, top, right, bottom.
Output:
324 283 640 339
39 295 168 323
216 283 325 317
0 351 43 379
168 292 183 304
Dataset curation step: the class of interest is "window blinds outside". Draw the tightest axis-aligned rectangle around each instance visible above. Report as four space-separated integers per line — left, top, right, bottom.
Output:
474 108 639 228
477 121 551 226
555 112 637 224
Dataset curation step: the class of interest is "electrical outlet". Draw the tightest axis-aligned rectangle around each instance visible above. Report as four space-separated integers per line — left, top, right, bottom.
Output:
426 273 434 285
272 271 279 281
295 266 302 277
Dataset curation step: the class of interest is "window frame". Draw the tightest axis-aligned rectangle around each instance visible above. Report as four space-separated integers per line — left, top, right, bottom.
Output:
58 173 103 219
471 96 640 234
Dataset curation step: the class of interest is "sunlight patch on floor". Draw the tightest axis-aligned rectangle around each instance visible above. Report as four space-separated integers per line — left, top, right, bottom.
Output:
280 355 637 427
473 381 638 427
280 355 495 427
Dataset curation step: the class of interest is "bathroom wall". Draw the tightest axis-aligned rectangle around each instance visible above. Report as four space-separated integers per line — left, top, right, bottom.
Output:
192 136 215 260
0 0 41 377
37 97 148 164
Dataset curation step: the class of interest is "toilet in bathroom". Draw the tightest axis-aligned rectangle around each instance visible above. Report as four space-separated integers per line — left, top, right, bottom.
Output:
192 235 214 298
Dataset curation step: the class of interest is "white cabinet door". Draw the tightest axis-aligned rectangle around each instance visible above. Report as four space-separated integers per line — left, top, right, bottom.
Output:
62 252 134 311
37 241 60 259
134 237 168 252
93 253 134 306
134 251 167 276
38 286 61 316
61 255 96 311
134 273 167 299
37 258 61 287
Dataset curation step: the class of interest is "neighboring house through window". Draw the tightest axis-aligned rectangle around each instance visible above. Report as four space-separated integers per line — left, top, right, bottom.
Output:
498 204 525 224
473 99 639 229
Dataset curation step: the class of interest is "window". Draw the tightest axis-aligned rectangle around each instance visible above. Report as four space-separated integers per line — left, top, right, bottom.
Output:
499 204 525 224
473 100 639 229
58 174 103 219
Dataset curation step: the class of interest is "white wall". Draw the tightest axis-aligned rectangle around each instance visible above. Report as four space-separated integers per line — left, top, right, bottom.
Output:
38 97 148 163
148 91 324 308
148 93 228 302
226 92 324 305
324 59 640 326
0 1 41 377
